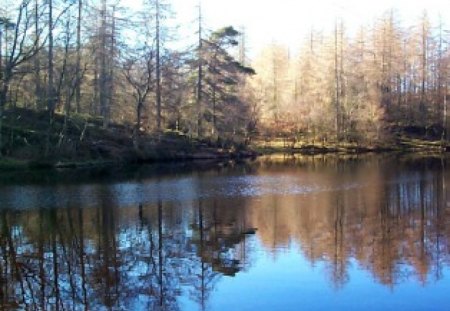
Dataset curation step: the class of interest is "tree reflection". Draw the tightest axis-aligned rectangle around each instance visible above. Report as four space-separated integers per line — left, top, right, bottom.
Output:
1 156 450 309
250 156 450 288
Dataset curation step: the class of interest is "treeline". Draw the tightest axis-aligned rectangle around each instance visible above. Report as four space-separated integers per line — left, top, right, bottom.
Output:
0 0 255 157
250 10 450 145
2 2 450 157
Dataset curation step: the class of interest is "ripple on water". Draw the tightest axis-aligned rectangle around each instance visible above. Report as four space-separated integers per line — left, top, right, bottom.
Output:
0 173 365 210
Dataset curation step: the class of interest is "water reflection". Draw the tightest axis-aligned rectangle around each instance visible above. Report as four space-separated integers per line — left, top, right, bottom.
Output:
1 155 450 310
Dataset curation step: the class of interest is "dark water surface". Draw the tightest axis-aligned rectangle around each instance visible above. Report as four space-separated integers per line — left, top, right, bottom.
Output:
1 155 449 310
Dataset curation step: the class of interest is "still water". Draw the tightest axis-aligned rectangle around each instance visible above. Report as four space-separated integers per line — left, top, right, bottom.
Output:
0 155 449 310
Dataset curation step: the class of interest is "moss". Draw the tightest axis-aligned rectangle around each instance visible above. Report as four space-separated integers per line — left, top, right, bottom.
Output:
251 138 445 156
54 160 118 169
0 158 29 170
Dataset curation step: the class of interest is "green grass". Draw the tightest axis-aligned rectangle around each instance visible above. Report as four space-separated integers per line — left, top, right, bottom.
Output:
250 137 441 155
0 158 29 170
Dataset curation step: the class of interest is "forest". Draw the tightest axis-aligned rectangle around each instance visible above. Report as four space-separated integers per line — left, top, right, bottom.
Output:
252 11 450 147
1 0 449 165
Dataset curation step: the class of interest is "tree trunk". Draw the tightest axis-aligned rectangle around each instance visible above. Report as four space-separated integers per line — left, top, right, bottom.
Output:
109 5 116 127
334 20 340 141
212 84 216 136
75 0 82 113
0 31 3 155
420 15 427 123
47 0 54 113
134 99 143 150
0 86 5 155
46 0 55 156
34 0 42 110
196 2 203 138
92 54 99 115
155 0 162 131
443 86 447 142
99 0 109 128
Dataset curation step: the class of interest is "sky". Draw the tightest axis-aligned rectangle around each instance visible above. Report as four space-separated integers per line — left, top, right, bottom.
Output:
131 0 450 57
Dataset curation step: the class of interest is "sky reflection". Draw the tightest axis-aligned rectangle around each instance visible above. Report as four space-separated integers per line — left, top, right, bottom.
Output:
0 155 449 310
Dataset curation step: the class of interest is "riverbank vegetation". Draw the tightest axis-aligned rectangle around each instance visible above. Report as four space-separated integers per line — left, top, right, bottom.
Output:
1 1 449 167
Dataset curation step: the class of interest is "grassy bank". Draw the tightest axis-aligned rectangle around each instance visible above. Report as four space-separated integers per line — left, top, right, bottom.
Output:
0 108 256 169
251 134 449 155
1 108 449 170
0 158 30 170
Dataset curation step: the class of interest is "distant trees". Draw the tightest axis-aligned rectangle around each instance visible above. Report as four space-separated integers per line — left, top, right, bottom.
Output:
250 10 450 145
249 44 292 140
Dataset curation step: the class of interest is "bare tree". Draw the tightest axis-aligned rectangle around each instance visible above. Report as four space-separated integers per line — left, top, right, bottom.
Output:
196 1 203 138
155 0 161 131
123 49 154 149
0 0 44 155
75 0 82 113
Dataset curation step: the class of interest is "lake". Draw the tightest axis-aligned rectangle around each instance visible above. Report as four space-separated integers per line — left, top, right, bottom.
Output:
0 154 449 310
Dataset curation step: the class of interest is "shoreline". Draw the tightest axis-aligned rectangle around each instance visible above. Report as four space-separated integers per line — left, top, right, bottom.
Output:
2 108 448 171
1 141 448 171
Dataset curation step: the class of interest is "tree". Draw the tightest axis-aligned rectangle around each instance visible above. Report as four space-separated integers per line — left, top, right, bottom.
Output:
99 0 110 128
33 0 44 110
201 26 255 141
161 51 188 132
196 1 203 137
250 44 290 139
75 0 82 113
0 0 44 155
155 0 161 130
123 48 154 148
